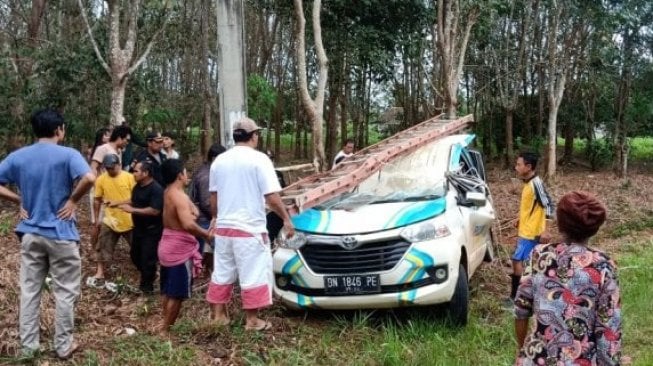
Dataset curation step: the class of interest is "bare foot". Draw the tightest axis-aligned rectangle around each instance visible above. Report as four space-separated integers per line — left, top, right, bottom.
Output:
211 316 231 327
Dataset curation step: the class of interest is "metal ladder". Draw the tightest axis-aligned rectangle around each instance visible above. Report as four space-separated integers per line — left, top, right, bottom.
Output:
280 114 474 215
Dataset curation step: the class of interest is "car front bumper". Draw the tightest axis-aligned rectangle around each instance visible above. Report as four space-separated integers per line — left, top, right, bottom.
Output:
272 240 461 310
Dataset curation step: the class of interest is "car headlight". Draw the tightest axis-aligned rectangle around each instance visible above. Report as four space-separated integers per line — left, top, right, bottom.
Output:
400 223 450 243
278 229 307 250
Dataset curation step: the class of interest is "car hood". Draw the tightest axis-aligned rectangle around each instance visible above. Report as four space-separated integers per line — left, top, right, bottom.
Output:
291 198 446 235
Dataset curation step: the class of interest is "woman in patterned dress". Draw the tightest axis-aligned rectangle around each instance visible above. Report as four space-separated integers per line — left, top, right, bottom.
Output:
514 191 621 366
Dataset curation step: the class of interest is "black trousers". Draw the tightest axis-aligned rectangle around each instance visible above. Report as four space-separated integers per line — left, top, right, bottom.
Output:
131 227 162 290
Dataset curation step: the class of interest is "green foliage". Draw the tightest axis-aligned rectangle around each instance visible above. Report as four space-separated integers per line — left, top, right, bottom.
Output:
586 139 614 171
617 240 653 365
609 214 653 238
630 137 653 160
247 74 276 125
107 336 196 365
0 213 13 237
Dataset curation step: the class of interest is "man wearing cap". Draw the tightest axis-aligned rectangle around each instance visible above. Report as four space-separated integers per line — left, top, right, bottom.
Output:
0 108 95 359
161 131 180 160
90 154 136 284
206 117 295 331
132 131 167 186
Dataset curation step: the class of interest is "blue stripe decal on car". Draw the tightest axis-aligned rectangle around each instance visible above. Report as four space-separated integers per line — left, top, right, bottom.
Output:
385 198 446 229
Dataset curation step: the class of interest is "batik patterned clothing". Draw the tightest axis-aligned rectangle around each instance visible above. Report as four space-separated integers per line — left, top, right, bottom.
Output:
514 242 621 366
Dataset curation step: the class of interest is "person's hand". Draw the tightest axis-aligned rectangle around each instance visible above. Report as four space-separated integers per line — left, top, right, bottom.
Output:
283 220 295 239
205 230 215 243
57 200 77 220
539 231 552 244
19 206 29 220
118 204 133 213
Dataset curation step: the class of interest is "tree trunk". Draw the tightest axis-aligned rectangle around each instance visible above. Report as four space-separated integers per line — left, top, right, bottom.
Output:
293 0 328 170
545 104 558 178
110 78 128 125
505 108 514 167
435 0 478 119
200 0 212 157
78 0 170 126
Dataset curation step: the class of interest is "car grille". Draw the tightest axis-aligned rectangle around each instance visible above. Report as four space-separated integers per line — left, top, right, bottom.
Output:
299 239 411 274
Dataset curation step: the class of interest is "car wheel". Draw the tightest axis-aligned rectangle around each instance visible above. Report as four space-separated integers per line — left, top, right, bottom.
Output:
446 265 469 326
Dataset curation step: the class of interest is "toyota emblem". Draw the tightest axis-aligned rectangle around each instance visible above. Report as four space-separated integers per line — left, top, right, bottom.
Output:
341 236 359 250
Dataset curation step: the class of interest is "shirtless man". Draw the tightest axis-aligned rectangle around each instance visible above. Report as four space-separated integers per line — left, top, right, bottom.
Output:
157 159 212 334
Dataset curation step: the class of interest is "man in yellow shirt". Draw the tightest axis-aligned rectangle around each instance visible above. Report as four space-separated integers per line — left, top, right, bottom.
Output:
90 154 136 285
510 152 554 302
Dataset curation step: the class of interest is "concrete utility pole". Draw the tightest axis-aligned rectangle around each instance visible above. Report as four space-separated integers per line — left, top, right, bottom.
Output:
216 0 247 148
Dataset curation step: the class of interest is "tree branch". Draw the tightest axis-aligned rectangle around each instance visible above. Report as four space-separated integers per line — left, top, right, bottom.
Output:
127 3 172 75
76 0 110 74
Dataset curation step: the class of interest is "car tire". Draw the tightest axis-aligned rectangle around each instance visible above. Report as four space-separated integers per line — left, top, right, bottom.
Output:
446 265 469 326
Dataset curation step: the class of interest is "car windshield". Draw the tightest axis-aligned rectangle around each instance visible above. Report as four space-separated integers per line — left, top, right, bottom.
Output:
316 141 447 210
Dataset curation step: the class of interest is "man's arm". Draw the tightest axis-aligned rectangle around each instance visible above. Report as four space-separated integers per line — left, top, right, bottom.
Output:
58 172 96 220
0 184 20 204
265 192 295 238
120 204 160 216
210 191 218 220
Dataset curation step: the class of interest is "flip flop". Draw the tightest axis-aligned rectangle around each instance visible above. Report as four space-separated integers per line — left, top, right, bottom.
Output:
85 276 105 289
245 320 272 332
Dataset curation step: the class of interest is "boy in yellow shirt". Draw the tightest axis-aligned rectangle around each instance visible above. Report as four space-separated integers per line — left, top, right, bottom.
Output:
90 154 136 285
510 152 554 301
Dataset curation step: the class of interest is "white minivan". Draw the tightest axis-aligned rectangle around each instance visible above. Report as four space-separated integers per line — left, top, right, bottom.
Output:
273 134 496 325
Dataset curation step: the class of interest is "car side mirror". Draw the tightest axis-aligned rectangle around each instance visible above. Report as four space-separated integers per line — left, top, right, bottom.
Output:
465 192 486 207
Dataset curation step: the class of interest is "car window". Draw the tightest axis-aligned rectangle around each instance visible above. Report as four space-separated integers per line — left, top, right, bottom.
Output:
316 140 447 210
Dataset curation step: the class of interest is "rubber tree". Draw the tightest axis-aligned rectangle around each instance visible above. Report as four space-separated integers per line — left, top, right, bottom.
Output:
293 0 328 171
77 0 171 126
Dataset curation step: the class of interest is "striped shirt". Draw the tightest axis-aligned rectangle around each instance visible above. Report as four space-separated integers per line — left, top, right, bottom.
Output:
518 175 554 240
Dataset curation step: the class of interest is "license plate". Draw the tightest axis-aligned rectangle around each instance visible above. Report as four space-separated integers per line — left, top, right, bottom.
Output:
323 274 381 295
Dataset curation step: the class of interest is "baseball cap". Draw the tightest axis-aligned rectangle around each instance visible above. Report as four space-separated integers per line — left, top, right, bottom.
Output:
102 154 120 168
233 117 262 133
146 131 163 142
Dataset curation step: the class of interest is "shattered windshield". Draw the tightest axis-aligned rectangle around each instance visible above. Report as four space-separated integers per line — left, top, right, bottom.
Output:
316 141 447 210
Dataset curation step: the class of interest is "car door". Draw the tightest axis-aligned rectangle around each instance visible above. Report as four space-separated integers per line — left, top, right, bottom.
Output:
454 148 495 275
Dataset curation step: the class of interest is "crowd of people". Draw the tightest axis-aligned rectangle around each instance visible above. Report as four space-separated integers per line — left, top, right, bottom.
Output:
0 108 620 364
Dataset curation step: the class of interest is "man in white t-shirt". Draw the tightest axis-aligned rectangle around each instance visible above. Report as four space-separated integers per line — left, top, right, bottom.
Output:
90 125 132 176
206 117 295 331
332 139 355 169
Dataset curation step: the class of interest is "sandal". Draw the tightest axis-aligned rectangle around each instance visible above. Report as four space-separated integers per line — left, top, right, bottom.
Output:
245 320 272 332
85 276 105 289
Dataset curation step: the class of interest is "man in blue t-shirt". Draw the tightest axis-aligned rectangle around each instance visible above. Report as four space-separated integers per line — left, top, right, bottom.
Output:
0 109 95 360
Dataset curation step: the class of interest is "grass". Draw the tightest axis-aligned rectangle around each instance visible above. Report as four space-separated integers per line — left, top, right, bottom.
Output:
557 136 653 161
75 336 197 366
37 235 648 366
609 213 653 238
616 240 653 365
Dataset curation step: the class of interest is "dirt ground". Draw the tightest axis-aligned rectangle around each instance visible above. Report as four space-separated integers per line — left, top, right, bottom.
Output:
1 164 652 364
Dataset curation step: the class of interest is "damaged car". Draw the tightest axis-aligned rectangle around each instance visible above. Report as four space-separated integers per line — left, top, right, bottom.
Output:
273 134 496 325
